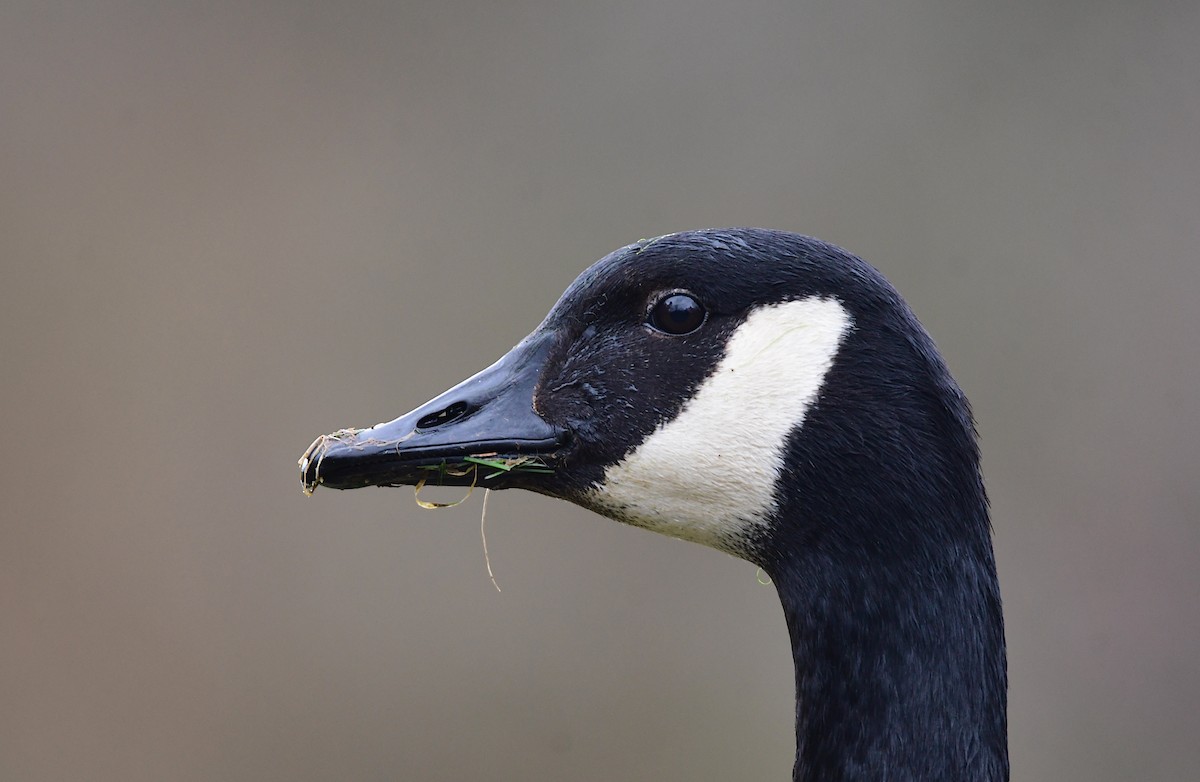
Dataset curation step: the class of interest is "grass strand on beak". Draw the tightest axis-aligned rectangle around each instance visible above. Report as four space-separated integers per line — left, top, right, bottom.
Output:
414 464 478 508
481 488 500 592
462 455 555 479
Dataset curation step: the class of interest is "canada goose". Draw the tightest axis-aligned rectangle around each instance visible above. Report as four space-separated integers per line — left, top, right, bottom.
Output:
299 228 1008 781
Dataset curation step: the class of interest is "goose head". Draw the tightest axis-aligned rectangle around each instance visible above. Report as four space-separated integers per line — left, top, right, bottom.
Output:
299 228 1008 781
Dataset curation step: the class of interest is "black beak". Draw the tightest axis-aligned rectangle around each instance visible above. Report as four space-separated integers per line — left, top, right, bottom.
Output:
300 331 568 493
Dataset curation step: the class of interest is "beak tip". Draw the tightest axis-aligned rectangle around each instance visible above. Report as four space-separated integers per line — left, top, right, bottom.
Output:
299 456 319 496
299 447 319 496
299 431 347 496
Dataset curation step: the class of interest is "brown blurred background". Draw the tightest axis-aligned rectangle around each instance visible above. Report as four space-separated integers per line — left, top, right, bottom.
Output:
2 2 1198 780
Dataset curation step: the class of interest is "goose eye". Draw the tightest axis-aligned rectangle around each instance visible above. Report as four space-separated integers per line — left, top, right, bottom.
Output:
648 293 706 335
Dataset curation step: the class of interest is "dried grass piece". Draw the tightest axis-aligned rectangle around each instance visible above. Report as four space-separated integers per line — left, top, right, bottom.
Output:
414 464 478 509
481 488 500 592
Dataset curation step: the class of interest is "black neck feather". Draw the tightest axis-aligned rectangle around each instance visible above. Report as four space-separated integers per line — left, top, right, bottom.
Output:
761 295 1008 781
772 515 1007 782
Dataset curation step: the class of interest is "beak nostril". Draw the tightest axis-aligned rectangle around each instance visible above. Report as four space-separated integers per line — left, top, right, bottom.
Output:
416 401 469 430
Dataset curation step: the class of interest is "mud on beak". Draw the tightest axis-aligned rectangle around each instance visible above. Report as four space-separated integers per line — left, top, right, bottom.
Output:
299 331 568 494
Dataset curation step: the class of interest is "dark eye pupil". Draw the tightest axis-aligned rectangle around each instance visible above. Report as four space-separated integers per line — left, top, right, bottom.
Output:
650 293 705 335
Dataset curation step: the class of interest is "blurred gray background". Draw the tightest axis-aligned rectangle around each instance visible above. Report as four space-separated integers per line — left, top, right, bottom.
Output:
2 1 1198 780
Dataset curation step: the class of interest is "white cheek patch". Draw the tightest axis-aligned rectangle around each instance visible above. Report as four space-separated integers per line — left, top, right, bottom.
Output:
585 297 851 556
